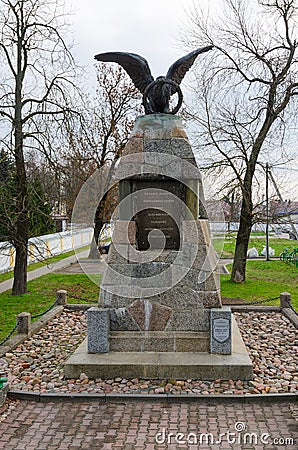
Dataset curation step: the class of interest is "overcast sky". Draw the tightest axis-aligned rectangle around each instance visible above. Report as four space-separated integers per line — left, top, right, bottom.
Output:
70 0 214 89
67 0 297 201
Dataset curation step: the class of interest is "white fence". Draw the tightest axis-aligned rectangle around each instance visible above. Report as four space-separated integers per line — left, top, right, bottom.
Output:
210 222 298 233
0 228 93 274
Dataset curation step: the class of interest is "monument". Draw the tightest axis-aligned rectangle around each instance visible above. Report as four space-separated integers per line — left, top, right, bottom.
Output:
65 49 252 380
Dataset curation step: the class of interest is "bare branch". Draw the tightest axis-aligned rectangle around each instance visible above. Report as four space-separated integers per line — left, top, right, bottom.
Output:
0 42 17 78
181 0 298 282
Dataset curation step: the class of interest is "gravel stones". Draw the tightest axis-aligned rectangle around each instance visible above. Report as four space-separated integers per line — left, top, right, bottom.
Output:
3 310 298 395
235 312 297 394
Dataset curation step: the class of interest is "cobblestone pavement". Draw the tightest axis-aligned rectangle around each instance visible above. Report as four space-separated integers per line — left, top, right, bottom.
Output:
0 399 297 449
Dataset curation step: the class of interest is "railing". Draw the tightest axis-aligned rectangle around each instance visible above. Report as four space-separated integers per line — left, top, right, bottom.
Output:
279 248 298 267
0 227 93 274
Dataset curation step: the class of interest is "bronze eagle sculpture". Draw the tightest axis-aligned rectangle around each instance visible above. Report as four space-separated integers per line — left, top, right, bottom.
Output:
94 47 213 114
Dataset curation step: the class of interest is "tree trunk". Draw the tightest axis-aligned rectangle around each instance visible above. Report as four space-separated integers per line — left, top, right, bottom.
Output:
230 110 276 282
11 151 29 294
12 147 29 294
12 239 28 295
88 193 106 259
12 33 29 295
88 219 103 259
88 190 111 259
231 185 253 283
230 203 253 282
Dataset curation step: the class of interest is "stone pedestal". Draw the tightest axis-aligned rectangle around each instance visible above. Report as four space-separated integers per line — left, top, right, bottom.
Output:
65 114 252 380
99 114 221 343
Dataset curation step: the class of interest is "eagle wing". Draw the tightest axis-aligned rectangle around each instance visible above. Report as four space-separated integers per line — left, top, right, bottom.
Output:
94 51 154 93
166 46 213 85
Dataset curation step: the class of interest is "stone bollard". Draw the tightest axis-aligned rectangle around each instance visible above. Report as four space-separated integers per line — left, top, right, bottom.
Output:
17 312 31 335
87 307 110 353
56 290 67 306
280 292 291 308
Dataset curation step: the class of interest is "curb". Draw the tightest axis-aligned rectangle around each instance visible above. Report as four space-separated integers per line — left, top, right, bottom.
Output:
64 304 94 311
230 305 298 329
8 389 298 404
0 383 9 407
231 306 281 312
283 308 298 328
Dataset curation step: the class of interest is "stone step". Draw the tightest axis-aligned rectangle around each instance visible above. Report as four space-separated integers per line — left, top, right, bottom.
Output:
65 318 253 381
65 348 253 381
109 331 209 352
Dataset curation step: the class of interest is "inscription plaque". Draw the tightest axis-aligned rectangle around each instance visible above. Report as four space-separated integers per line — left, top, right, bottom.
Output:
212 318 230 343
133 180 185 250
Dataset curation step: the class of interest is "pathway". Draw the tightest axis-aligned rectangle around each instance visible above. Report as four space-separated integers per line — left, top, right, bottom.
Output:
0 249 89 294
0 399 296 449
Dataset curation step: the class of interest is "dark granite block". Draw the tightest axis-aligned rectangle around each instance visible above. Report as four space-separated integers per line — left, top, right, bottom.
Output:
109 308 140 331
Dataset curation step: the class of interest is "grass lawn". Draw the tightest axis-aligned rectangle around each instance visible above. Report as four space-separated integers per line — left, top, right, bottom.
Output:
218 236 297 258
221 260 298 309
0 273 100 342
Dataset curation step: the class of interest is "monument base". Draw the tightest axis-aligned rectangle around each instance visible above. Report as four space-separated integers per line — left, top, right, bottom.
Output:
109 331 209 352
64 317 253 380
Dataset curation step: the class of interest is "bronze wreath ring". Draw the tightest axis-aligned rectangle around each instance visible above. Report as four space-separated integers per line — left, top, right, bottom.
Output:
142 79 183 115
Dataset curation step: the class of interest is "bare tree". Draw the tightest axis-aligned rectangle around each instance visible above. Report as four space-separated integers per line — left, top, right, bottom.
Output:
61 63 142 258
0 0 80 294
182 0 298 281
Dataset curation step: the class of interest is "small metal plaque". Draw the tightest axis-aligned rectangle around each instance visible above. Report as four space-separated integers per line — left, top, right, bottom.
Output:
212 317 231 343
133 180 185 250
